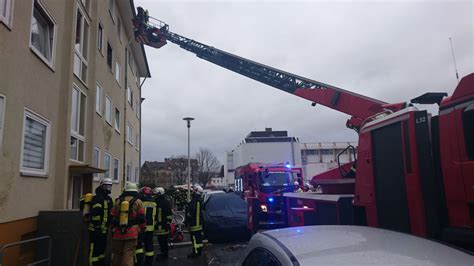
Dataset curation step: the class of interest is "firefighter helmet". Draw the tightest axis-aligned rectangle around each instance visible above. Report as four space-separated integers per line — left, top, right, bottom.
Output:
124 182 138 192
153 187 165 195
100 178 113 186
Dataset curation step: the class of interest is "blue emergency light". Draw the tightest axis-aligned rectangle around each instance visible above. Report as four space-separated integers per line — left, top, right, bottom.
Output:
268 197 274 203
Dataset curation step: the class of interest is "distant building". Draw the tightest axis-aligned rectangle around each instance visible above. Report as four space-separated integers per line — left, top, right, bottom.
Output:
207 177 226 188
224 128 356 186
141 158 198 188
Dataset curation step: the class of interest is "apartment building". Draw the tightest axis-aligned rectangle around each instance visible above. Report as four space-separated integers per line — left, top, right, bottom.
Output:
0 0 149 262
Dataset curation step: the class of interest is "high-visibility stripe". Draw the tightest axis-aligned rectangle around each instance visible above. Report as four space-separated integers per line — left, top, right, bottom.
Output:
89 243 94 265
146 225 154 232
192 236 197 254
196 202 200 226
190 225 202 231
98 254 105 259
92 216 101 221
145 251 154 256
92 203 102 208
156 230 169 235
103 200 108 225
135 248 144 254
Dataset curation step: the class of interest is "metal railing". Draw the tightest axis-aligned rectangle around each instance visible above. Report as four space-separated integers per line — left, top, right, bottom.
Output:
0 235 51 266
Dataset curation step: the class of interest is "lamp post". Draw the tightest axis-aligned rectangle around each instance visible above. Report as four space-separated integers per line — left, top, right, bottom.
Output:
183 117 194 202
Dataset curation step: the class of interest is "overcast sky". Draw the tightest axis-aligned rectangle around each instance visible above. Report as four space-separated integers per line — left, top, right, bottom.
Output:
136 0 473 165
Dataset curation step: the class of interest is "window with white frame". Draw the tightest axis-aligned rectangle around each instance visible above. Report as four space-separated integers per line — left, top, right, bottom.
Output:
73 7 89 83
135 134 139 151
114 107 120 132
108 0 114 22
116 16 121 42
104 153 111 178
70 86 86 162
30 0 56 67
135 167 139 183
95 83 102 115
127 87 133 108
105 96 112 125
93 147 100 180
127 123 133 145
115 59 121 85
98 23 103 54
107 42 113 70
113 158 119 181
80 0 90 13
136 99 140 119
0 0 13 26
126 163 131 181
21 109 50 176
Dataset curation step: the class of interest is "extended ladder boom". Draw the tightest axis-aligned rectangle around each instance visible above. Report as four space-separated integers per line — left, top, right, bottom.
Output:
134 12 392 130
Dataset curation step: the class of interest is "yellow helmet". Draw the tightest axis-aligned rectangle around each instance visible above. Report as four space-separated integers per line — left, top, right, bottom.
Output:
124 182 138 192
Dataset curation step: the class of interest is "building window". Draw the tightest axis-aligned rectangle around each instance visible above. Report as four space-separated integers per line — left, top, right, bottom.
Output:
126 164 131 182
136 100 140 119
463 105 474 160
93 147 100 180
115 59 121 85
21 109 50 176
108 0 114 22
80 0 90 13
116 16 121 43
107 42 113 70
0 0 13 27
73 8 89 83
104 153 111 178
114 107 120 132
113 158 119 181
95 83 102 116
127 87 133 108
105 96 112 125
0 95 4 150
135 167 139 183
135 134 139 151
127 123 133 145
30 0 56 67
70 86 86 162
98 23 103 54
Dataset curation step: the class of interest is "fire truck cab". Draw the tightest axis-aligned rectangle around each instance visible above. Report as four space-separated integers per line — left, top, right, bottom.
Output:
235 163 303 232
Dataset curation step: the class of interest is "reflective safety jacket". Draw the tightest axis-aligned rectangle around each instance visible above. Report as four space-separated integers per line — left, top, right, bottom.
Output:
185 194 203 232
141 196 157 232
155 195 172 235
111 193 146 240
87 187 114 234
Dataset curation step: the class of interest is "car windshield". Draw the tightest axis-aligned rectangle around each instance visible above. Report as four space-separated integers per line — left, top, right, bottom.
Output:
260 172 291 187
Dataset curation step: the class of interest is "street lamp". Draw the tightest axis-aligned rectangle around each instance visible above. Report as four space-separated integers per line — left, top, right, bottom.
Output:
183 117 194 202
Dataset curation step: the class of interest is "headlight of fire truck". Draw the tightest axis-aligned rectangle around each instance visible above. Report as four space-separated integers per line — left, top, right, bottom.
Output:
260 204 268 212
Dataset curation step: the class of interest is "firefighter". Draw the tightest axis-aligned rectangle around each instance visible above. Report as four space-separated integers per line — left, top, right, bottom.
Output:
294 181 303 192
137 186 156 266
110 182 146 266
86 178 114 266
186 184 204 258
153 187 172 261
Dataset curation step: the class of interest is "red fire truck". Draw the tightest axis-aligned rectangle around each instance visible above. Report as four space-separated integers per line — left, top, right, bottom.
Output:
234 163 303 232
132 11 473 249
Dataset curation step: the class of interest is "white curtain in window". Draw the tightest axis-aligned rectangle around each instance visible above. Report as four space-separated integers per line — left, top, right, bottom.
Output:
23 117 46 169
31 8 51 60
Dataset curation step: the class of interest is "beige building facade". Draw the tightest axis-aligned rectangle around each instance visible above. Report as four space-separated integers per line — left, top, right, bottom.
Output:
0 0 149 263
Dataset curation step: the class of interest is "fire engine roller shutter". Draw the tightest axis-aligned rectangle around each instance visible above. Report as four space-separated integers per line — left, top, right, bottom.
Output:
415 111 446 238
372 122 411 233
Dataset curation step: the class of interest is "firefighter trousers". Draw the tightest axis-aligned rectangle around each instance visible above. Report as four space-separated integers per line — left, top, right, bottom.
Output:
190 230 203 255
134 233 144 266
89 230 107 266
156 232 169 256
143 231 155 266
112 239 137 266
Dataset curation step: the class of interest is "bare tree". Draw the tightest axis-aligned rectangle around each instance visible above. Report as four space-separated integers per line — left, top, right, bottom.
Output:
195 148 221 186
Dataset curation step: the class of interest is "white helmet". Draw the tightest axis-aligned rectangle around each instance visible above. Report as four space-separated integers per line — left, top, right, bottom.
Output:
153 187 165 195
100 178 113 186
293 181 299 186
193 184 204 194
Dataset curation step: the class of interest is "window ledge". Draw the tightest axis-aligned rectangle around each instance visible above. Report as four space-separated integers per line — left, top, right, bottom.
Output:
114 128 120 134
30 46 55 72
73 73 88 89
0 19 12 30
96 111 103 117
21 171 48 178
106 120 113 127
112 179 120 184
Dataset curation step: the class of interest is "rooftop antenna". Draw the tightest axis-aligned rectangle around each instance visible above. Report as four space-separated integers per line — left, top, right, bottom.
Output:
449 37 460 83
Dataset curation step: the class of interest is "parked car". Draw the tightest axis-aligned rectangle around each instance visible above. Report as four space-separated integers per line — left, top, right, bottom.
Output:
238 225 473 265
203 190 226 205
203 193 251 243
